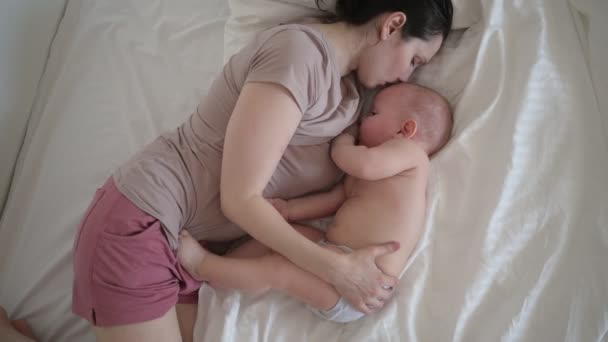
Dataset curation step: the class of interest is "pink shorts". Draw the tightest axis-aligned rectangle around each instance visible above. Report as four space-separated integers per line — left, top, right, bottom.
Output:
72 177 202 327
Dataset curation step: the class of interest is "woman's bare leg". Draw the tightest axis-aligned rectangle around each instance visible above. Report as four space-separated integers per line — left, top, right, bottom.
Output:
11 320 37 340
176 304 197 342
174 225 325 341
0 306 36 342
178 225 340 310
94 306 182 342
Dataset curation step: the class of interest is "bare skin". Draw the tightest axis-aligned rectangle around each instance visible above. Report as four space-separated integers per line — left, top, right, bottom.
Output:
93 11 445 341
95 307 183 342
177 84 452 318
218 13 443 316
178 151 428 314
0 306 37 342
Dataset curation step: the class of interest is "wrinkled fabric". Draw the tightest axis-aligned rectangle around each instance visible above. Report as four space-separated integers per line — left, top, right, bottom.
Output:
195 0 608 341
0 0 606 341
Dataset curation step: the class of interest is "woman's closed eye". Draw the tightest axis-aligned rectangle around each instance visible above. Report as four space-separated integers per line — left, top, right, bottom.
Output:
411 57 421 69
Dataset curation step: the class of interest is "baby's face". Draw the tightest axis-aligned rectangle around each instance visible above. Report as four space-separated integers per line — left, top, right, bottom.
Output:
359 90 406 148
359 84 450 155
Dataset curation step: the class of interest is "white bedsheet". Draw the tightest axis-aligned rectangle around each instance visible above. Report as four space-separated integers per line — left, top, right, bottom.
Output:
0 0 606 341
0 0 67 213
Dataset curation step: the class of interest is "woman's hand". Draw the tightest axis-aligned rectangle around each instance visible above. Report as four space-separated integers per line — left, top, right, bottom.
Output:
328 241 400 314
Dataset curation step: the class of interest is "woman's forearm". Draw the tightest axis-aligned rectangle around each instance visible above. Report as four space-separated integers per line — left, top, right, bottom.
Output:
222 194 342 283
219 82 344 285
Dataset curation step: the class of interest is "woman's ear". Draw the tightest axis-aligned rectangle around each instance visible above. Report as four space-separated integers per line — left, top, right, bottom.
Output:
400 120 417 138
381 12 407 40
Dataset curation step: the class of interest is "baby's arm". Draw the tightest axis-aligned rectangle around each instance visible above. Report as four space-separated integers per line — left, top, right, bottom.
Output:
331 133 429 181
269 183 346 221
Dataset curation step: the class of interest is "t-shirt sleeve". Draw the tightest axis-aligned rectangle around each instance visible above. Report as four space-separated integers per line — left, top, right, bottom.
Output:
245 29 325 114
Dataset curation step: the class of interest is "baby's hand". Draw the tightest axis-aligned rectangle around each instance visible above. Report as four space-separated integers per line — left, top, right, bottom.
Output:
334 132 356 146
266 198 289 220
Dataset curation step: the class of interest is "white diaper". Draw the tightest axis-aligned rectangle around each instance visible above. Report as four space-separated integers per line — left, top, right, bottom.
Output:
307 239 366 323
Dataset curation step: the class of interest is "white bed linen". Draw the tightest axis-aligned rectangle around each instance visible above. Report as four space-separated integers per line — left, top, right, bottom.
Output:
0 0 229 340
0 0 67 213
0 0 606 342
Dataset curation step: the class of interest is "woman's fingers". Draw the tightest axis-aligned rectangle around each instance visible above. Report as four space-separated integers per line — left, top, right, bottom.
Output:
331 242 401 315
374 288 393 303
380 273 399 293
354 300 372 314
364 242 400 293
363 298 384 313
369 241 400 258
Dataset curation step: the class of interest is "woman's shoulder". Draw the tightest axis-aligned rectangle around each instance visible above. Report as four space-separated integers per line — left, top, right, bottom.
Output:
255 24 332 64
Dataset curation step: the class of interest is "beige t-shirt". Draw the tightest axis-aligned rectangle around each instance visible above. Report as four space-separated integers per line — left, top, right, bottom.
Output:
113 24 361 248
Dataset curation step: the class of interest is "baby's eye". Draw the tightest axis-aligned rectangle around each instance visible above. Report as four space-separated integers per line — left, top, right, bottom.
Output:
371 111 378 116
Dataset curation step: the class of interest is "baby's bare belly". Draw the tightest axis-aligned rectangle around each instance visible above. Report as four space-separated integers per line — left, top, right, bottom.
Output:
325 190 426 278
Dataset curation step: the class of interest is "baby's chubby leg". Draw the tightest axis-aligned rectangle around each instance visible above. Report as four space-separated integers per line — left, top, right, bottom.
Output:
177 226 341 311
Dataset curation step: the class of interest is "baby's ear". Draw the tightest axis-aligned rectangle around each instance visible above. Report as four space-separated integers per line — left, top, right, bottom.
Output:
400 120 417 138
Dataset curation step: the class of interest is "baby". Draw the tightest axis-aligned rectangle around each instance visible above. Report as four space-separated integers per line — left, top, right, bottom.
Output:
178 83 453 322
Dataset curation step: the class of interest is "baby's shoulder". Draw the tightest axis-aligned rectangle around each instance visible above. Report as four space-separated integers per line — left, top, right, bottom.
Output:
396 155 430 182
401 150 430 173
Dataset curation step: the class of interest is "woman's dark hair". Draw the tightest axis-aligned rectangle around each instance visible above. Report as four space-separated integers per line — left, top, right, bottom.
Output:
315 0 453 41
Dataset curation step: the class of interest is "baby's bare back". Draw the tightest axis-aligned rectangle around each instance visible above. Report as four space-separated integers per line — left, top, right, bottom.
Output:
326 168 428 277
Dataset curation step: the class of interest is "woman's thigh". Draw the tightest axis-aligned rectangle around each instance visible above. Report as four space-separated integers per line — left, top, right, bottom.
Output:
176 304 198 342
73 178 201 328
227 224 324 258
95 306 181 342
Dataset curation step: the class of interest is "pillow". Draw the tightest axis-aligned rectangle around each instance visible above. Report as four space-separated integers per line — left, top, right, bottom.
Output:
223 0 481 61
223 0 325 62
286 0 482 29
451 0 481 29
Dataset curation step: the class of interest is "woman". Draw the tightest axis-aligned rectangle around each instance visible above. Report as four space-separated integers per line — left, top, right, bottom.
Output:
2 0 453 341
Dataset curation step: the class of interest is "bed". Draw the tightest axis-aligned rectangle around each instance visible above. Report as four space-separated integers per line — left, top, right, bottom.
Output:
0 0 606 341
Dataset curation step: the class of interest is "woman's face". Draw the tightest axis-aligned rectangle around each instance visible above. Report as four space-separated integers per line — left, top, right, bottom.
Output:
357 33 443 89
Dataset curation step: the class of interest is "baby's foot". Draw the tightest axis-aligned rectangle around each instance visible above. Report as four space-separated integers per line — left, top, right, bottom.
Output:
177 230 209 281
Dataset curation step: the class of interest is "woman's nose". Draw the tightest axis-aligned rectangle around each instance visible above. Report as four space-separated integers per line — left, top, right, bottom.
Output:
400 72 412 83
401 69 413 82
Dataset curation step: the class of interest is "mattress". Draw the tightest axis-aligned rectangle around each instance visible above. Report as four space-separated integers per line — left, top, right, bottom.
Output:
0 0 229 340
0 0 606 341
0 0 67 213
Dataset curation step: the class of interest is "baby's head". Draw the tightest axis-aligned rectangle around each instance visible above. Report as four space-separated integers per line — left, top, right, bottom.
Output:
359 83 453 156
